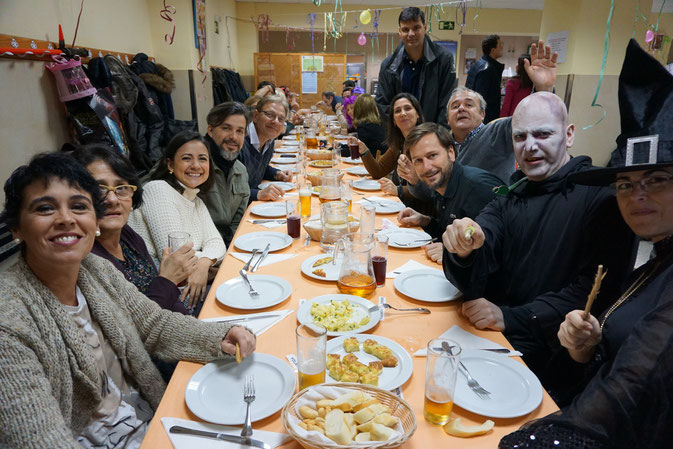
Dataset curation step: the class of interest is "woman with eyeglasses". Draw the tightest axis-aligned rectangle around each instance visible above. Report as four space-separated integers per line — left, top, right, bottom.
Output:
72 144 196 314
128 130 226 312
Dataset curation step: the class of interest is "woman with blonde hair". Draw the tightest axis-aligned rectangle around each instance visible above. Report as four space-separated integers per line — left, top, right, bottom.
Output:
352 94 388 158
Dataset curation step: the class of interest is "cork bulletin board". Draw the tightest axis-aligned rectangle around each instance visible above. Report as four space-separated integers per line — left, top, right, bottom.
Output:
254 53 347 108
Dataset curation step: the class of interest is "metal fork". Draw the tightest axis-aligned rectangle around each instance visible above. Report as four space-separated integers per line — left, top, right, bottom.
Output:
459 362 491 399
239 251 260 298
392 237 439 247
241 376 255 437
368 303 431 314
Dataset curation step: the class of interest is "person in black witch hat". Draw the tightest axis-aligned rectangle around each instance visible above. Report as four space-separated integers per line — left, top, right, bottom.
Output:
499 39 673 449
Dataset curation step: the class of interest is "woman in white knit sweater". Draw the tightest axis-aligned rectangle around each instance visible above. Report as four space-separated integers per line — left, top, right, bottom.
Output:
129 131 226 310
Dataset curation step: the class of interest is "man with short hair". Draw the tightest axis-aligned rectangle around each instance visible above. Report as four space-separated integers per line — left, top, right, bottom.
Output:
441 92 637 385
198 102 251 246
466 34 505 123
239 95 292 202
396 123 503 263
375 7 456 123
317 91 341 113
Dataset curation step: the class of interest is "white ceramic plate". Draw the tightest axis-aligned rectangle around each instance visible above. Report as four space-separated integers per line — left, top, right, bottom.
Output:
394 269 461 302
271 156 298 164
300 253 344 281
378 228 433 248
342 157 363 165
346 166 369 176
185 353 296 425
352 179 381 191
282 135 297 140
297 294 381 337
326 335 413 391
233 231 293 252
275 147 299 153
258 181 295 192
361 199 405 214
215 274 292 309
454 349 543 418
250 203 287 218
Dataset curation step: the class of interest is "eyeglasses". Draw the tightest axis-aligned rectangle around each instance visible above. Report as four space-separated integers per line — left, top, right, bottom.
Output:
99 184 137 199
261 110 284 123
613 174 673 197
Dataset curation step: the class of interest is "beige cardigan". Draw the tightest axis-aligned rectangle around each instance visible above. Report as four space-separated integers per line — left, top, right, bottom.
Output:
0 254 234 448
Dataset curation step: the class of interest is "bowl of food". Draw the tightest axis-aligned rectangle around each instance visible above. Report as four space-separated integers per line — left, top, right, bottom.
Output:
307 170 344 187
282 383 416 449
303 216 359 242
308 150 335 161
310 160 337 168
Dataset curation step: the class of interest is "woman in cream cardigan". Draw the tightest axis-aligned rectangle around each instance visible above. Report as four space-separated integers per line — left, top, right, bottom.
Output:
129 130 226 310
0 152 255 448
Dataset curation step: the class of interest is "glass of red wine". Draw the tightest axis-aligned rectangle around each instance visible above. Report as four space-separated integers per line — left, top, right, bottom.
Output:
348 132 360 160
372 234 388 286
286 199 301 239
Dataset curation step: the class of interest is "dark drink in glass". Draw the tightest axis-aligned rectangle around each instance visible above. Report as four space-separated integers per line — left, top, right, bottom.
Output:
372 256 387 286
349 143 361 160
287 214 301 238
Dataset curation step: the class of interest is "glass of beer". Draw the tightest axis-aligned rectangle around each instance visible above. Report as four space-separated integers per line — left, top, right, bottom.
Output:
306 129 319 150
296 324 327 390
424 339 461 425
298 180 312 218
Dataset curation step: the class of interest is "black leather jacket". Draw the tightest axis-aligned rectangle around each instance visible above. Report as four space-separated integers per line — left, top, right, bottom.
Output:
465 54 505 123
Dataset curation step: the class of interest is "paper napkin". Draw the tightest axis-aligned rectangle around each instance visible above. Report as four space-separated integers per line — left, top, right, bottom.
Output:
229 252 297 268
413 325 522 357
386 260 438 278
246 219 285 229
201 310 294 336
161 417 292 449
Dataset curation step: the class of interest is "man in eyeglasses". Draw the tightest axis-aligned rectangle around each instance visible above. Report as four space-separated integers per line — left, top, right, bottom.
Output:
238 95 293 202
441 92 637 389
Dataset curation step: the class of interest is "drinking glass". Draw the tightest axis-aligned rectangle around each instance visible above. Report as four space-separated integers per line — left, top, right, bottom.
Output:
424 339 461 425
298 180 312 218
286 199 301 239
341 180 353 212
348 132 360 159
360 204 376 236
372 234 388 286
168 231 191 253
296 324 326 390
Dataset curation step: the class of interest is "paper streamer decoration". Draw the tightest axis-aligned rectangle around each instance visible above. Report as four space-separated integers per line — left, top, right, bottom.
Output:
159 1 177 44
360 9 372 25
456 0 468 35
583 0 614 130
252 14 271 43
307 13 316 56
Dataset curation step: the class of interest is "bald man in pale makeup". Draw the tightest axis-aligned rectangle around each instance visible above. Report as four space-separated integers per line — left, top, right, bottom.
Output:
440 92 637 387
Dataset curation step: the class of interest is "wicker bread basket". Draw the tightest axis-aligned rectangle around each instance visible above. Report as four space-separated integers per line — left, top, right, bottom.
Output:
307 170 344 187
308 150 335 161
303 217 359 242
281 383 417 449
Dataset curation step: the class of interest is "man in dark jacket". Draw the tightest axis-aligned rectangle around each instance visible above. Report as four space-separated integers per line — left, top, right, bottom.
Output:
375 7 456 124
441 92 637 386
465 34 504 124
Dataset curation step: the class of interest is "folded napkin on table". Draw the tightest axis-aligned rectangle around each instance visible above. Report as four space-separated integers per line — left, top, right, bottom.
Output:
161 417 292 449
246 219 285 229
229 252 297 267
283 192 299 197
380 218 398 230
356 196 400 207
386 259 438 278
201 310 294 336
413 324 522 357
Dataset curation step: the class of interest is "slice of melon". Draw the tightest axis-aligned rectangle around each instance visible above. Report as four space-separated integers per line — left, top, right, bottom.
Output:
443 418 494 437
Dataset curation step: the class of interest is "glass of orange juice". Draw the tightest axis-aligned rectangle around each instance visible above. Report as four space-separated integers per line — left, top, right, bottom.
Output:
296 324 327 390
424 339 461 425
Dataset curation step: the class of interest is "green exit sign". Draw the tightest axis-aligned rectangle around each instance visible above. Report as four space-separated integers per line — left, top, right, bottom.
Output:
439 21 455 30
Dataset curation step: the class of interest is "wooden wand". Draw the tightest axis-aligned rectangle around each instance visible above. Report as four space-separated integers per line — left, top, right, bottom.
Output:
582 264 607 320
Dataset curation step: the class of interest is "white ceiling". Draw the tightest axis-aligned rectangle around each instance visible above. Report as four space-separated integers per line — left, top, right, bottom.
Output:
236 0 672 13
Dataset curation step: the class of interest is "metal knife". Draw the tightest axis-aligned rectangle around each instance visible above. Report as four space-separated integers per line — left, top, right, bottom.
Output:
169 425 271 449
433 347 511 354
214 314 283 323
252 219 286 224
252 243 271 272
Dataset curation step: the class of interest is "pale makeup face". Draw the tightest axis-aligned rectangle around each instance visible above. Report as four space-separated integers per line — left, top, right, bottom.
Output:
392 98 419 136
168 140 210 189
86 160 132 235
208 114 247 161
616 169 673 243
13 179 98 271
447 92 485 137
253 102 286 142
398 18 426 52
512 101 573 181
409 133 456 194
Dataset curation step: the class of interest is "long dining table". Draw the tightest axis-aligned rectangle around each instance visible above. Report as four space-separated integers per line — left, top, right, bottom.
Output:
139 156 559 449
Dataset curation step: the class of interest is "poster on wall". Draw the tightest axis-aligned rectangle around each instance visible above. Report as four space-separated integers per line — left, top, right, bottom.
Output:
546 30 569 63
434 41 458 72
302 72 318 94
302 55 324 72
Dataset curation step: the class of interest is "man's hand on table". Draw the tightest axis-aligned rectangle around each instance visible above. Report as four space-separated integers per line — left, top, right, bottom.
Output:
222 326 256 358
442 217 484 258
258 184 285 201
275 170 293 182
378 177 398 196
423 242 443 264
397 207 430 227
461 298 505 331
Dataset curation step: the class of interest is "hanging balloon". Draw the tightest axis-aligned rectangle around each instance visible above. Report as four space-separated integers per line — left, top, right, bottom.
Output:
360 9 372 25
645 29 655 42
358 33 367 46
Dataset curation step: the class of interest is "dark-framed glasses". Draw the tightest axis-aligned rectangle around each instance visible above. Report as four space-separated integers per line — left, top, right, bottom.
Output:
613 174 673 197
99 184 137 199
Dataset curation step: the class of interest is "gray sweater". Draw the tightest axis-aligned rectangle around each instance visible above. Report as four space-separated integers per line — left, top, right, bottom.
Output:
0 254 234 448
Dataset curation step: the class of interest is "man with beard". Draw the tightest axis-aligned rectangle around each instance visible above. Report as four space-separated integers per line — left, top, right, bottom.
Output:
396 123 502 263
198 102 251 246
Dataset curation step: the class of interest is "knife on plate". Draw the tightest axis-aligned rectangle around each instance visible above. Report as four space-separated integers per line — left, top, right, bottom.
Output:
214 314 283 323
252 243 271 272
169 426 271 449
